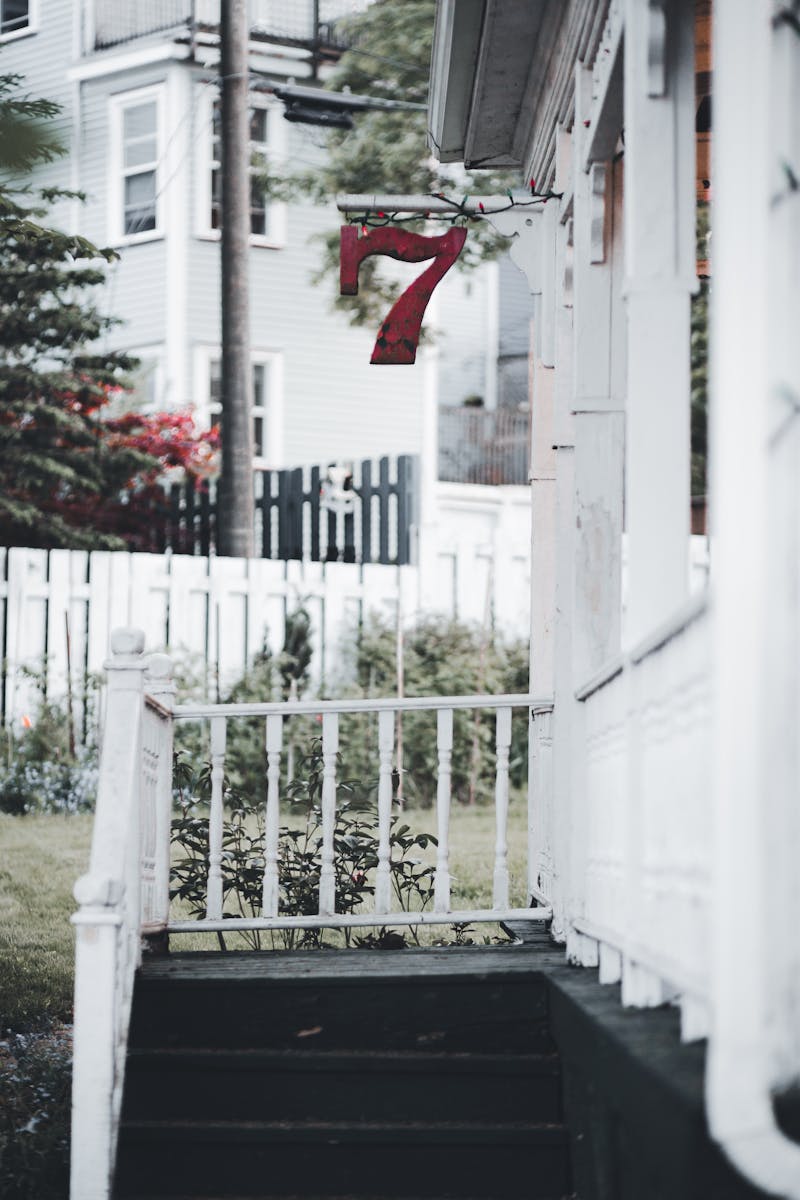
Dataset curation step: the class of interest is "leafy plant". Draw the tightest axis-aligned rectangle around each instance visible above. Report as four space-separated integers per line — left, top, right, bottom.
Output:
170 737 437 950
0 72 217 551
0 670 99 815
336 614 530 805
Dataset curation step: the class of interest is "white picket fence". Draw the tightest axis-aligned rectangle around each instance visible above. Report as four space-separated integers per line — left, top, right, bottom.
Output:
0 485 533 732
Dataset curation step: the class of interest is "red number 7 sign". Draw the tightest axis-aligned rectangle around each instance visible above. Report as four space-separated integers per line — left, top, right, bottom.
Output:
340 225 467 364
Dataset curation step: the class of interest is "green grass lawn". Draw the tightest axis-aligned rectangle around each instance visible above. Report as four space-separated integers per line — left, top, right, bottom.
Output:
0 800 530 1024
0 814 93 1030
0 803 529 1199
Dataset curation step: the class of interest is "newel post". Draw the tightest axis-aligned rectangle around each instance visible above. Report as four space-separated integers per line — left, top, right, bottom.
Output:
70 628 147 1200
142 652 175 953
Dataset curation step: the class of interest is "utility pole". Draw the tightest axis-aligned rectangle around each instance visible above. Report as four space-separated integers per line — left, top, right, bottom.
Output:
218 0 254 557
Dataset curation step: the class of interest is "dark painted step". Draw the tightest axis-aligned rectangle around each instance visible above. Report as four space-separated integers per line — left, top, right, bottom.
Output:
129 953 553 1054
114 1120 571 1199
122 1047 562 1123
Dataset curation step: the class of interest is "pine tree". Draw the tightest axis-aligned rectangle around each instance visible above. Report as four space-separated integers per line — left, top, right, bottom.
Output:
0 74 155 549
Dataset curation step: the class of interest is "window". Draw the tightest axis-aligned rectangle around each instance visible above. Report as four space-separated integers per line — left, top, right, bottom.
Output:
199 92 286 245
210 102 273 237
129 352 164 413
110 87 163 243
206 354 280 465
0 0 32 39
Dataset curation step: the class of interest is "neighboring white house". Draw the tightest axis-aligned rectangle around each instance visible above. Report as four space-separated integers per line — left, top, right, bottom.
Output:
0 0 532 472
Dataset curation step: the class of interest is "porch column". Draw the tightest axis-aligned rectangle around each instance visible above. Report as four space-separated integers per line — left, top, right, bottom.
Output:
567 64 626 959
707 1 800 1191
547 137 575 942
572 68 625 684
623 0 695 645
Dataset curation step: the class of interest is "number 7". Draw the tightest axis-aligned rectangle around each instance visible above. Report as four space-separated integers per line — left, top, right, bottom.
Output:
340 225 467 365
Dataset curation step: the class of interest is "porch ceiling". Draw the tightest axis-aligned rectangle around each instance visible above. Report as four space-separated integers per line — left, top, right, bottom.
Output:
428 0 560 170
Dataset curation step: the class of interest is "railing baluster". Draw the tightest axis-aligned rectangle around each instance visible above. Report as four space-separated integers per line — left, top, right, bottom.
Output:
206 715 226 920
262 714 283 917
434 708 453 912
493 706 512 909
374 709 395 913
318 712 338 915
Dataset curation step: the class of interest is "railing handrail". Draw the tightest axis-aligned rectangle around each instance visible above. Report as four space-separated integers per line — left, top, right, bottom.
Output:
171 692 549 720
70 628 150 1200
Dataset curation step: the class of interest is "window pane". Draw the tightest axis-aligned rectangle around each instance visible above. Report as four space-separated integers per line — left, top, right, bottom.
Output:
1 0 29 33
209 359 222 408
252 363 265 407
124 172 156 234
124 136 157 169
124 102 157 143
211 167 221 229
249 108 267 146
253 415 264 457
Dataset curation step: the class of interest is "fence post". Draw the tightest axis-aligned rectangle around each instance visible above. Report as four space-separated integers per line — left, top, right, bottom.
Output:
70 628 147 1200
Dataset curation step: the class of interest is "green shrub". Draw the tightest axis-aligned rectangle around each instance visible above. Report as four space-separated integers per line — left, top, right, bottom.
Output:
337 614 530 806
0 678 99 815
170 738 437 949
172 612 530 811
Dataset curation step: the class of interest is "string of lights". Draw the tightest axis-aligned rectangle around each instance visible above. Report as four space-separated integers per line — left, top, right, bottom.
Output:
340 186 563 229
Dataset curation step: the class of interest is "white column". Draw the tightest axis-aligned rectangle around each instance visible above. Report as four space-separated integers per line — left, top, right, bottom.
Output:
706 1 800 1193
572 66 625 683
548 131 577 942
569 68 626 946
623 0 695 645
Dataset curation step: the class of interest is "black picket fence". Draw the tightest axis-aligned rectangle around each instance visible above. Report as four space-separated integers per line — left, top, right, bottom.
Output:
157 455 418 566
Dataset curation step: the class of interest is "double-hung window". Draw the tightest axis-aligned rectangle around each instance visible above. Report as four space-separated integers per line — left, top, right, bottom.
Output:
0 0 33 39
204 351 281 467
111 87 163 243
203 94 285 245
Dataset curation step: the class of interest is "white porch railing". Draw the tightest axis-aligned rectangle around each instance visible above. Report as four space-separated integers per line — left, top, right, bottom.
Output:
168 693 552 934
569 595 712 1034
70 628 552 1200
70 632 174 1200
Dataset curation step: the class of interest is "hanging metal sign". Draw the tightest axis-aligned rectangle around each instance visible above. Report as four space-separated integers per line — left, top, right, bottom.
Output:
340 225 467 364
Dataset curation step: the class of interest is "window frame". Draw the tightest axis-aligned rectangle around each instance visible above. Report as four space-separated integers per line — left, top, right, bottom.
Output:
195 87 287 249
0 0 37 43
193 345 284 469
108 84 165 247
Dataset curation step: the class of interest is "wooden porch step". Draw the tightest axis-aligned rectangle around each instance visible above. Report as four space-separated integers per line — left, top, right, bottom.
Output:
122 1046 562 1123
115 1119 571 1199
115 944 571 1199
129 946 556 1054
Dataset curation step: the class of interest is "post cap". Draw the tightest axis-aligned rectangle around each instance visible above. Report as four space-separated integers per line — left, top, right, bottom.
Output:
109 628 145 657
145 652 174 681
